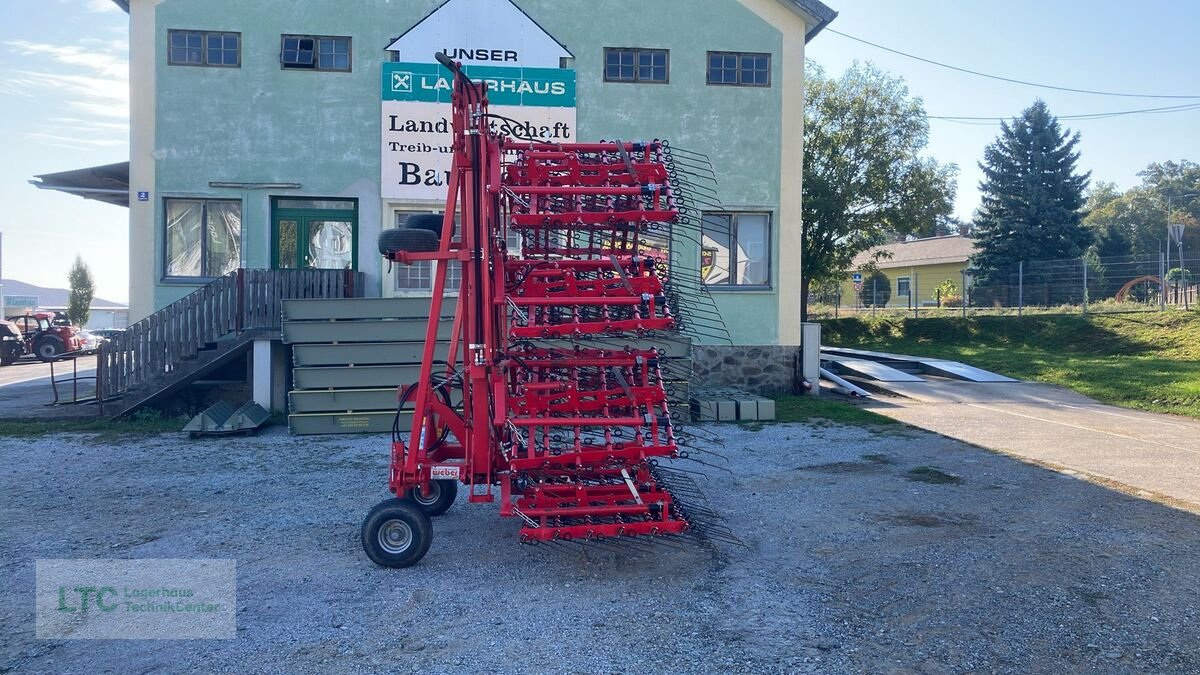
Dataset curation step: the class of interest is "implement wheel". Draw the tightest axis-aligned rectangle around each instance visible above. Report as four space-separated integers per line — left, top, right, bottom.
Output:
404 479 458 517
378 228 440 258
403 213 446 236
361 499 433 568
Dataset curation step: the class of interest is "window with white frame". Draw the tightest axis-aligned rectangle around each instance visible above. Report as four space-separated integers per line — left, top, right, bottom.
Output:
391 211 520 293
700 212 770 287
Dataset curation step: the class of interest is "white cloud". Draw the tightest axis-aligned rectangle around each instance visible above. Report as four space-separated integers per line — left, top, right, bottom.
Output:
26 132 127 150
85 0 122 12
1 38 129 147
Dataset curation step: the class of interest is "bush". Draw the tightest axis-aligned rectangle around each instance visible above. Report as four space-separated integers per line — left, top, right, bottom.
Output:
861 269 891 307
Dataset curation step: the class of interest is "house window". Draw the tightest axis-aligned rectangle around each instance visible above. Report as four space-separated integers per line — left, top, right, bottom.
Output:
391 212 521 294
164 199 242 278
281 35 351 71
897 277 911 296
168 30 240 67
604 48 669 83
706 51 771 87
700 212 770 287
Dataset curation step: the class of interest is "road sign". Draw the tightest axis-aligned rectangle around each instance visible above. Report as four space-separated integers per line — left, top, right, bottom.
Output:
853 282 863 292
1169 223 1185 246
851 272 863 283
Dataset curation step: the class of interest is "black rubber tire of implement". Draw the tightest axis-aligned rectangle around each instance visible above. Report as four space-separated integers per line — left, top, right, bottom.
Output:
404 479 458 517
378 228 439 258
402 213 445 236
361 499 433 568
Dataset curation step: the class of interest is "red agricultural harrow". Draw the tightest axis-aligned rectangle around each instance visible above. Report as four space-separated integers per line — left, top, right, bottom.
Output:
362 54 736 567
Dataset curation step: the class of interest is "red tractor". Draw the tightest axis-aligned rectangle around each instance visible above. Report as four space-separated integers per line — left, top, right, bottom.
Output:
4 312 84 362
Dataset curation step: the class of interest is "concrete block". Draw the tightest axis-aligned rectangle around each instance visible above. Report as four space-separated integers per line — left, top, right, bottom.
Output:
692 399 718 421
717 400 736 421
757 399 776 421
736 399 758 421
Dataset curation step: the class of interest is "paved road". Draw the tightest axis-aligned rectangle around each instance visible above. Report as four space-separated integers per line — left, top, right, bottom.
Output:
862 378 1200 510
0 355 97 418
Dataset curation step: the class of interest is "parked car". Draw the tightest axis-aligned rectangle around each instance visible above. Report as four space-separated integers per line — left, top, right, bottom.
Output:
90 328 125 342
5 312 85 361
0 320 25 365
77 330 102 354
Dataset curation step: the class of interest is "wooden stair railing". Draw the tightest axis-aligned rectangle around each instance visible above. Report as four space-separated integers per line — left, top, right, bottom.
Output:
97 268 365 408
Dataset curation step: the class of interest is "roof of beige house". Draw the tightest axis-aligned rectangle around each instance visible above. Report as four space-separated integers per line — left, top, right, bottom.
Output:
851 235 977 270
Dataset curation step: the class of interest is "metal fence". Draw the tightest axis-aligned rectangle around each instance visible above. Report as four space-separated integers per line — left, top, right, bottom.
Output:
812 252 1200 318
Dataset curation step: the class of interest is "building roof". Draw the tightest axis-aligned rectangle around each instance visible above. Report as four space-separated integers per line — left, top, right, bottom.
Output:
851 235 977 270
111 0 128 11
786 0 838 42
29 162 130 208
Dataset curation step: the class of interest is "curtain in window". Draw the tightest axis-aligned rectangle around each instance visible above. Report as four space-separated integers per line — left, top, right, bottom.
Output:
206 201 242 276
736 214 769 285
166 200 203 277
701 214 732 284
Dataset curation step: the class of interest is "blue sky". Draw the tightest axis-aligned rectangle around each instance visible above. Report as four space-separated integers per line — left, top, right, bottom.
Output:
808 0 1200 223
1 0 128 302
2 1 1199 303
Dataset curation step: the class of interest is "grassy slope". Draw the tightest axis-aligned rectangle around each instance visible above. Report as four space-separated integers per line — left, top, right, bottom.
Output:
821 311 1200 419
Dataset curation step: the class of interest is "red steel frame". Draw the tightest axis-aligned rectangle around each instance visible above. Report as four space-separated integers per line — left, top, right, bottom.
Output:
381 57 690 544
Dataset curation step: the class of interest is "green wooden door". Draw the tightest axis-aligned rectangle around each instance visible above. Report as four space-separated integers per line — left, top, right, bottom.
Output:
271 198 358 270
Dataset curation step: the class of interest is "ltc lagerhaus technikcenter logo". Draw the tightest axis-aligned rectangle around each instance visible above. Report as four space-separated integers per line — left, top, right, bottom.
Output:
36 559 236 640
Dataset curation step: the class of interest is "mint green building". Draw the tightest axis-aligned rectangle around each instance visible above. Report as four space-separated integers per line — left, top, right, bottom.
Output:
109 0 834 346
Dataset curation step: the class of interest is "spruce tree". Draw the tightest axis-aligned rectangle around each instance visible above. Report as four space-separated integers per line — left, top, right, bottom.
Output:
972 100 1092 274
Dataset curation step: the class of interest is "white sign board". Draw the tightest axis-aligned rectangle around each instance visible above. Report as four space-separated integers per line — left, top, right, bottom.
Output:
385 0 572 68
382 0 576 202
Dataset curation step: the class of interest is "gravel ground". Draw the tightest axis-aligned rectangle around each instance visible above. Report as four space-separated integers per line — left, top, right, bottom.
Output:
3 421 1200 673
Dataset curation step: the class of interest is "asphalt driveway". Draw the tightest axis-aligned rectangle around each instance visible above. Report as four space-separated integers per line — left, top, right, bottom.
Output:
862 378 1200 511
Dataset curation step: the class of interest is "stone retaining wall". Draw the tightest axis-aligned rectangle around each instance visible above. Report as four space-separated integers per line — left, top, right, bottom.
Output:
691 345 801 396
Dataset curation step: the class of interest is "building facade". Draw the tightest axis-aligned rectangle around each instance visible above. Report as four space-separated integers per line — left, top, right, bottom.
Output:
843 235 977 309
121 0 834 345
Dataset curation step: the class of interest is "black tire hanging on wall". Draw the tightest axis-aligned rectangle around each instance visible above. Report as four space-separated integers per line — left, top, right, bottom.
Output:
402 213 445 236
378 228 440 258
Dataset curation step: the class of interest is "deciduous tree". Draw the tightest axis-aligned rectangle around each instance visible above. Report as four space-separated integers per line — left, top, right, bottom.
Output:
1083 160 1200 258
67 256 94 327
801 62 957 321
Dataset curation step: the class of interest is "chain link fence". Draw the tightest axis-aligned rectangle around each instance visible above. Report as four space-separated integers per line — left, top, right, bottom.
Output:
811 252 1200 318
